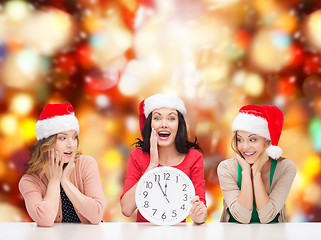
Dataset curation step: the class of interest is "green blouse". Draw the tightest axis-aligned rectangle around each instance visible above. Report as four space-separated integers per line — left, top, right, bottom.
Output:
228 159 279 223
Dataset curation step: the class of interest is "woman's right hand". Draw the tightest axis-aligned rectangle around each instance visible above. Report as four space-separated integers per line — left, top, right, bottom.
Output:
235 153 251 173
45 149 63 183
148 128 159 170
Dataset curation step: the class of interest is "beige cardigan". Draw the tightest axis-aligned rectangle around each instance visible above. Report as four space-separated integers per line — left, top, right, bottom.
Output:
217 158 296 223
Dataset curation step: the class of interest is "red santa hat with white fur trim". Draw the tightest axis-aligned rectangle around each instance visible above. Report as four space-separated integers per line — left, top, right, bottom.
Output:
35 103 79 140
232 104 284 159
139 93 187 132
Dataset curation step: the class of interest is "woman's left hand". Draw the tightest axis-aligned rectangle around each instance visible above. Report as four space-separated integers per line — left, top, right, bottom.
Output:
189 196 207 224
61 159 76 182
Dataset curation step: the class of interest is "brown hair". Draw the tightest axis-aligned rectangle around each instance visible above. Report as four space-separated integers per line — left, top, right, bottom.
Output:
25 134 82 178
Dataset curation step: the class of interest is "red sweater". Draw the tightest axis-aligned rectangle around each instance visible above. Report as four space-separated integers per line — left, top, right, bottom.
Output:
121 148 206 222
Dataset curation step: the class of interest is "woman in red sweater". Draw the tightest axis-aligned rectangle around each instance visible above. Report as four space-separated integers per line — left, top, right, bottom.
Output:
120 93 207 224
19 103 105 227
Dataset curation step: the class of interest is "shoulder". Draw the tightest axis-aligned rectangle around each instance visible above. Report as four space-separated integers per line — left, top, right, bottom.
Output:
77 155 98 169
129 147 150 160
186 149 203 159
276 158 297 174
217 158 238 176
19 173 42 192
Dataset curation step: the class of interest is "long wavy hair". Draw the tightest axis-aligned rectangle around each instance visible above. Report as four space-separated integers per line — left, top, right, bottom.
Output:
133 110 202 154
25 134 82 178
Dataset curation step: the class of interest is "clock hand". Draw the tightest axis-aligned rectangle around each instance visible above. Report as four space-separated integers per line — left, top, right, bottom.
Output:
157 181 170 203
157 181 166 196
164 180 167 196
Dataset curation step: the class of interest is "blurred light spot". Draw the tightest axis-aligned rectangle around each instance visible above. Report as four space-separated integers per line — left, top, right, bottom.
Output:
302 154 321 180
2 183 10 192
272 31 291 49
303 75 321 98
4 0 30 22
85 68 119 92
305 9 321 52
11 94 33 115
0 114 18 135
20 118 37 141
119 60 146 96
125 115 138 132
250 29 291 71
0 203 23 222
309 118 321 151
243 73 264 97
95 94 110 108
20 8 75 55
2 49 43 89
103 149 122 171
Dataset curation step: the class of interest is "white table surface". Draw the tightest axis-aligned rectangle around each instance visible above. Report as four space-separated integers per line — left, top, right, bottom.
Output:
1 222 320 240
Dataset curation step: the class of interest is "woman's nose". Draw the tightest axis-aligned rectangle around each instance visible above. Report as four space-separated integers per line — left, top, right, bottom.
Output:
161 119 168 127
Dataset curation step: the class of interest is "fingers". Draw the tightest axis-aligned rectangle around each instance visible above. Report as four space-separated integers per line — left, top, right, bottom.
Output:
190 196 206 216
150 128 157 151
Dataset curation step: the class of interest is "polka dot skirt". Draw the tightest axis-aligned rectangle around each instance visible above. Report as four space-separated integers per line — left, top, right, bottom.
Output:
60 185 81 223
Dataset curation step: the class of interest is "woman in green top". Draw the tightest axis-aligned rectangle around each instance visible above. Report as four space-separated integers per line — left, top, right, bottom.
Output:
217 105 296 223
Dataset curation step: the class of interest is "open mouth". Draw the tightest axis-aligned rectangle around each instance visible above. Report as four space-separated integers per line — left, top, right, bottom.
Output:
158 131 171 139
64 151 73 157
244 152 255 157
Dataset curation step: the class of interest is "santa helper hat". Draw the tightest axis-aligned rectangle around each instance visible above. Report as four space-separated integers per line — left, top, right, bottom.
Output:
35 103 79 140
232 104 284 159
139 93 187 132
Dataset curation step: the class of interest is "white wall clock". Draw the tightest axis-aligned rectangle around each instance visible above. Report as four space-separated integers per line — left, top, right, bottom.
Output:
135 166 195 225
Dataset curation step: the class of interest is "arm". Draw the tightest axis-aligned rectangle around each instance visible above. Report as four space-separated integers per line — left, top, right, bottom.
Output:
217 159 252 223
257 159 297 223
235 154 253 211
252 155 270 211
188 151 208 224
19 176 59 227
61 156 105 224
19 149 63 227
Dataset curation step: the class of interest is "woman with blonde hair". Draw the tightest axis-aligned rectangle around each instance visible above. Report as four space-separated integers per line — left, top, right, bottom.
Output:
19 103 105 227
217 105 296 223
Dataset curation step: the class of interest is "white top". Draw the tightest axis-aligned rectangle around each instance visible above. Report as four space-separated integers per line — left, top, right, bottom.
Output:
1 222 320 240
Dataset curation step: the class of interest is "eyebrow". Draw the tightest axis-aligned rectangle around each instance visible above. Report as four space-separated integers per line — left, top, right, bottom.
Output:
153 111 177 116
236 134 257 138
58 132 78 136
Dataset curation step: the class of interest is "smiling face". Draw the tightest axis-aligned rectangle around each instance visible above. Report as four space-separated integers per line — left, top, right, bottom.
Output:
236 130 268 164
54 130 78 163
151 108 179 148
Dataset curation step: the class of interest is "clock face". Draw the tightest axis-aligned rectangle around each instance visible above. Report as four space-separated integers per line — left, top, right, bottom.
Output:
135 166 195 225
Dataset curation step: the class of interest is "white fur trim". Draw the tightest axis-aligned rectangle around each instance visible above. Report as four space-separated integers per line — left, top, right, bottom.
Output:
35 114 79 140
144 93 186 117
266 145 282 159
232 112 271 139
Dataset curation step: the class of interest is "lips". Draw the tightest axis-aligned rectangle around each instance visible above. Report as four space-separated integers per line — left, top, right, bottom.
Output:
158 131 171 140
64 151 73 157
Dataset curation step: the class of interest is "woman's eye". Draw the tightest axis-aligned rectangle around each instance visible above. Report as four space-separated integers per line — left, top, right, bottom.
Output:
250 138 256 142
154 117 160 121
59 137 65 140
169 117 176 121
236 138 242 142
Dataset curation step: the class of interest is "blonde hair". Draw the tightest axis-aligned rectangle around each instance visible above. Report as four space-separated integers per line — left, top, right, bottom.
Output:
25 134 82 178
231 131 270 176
